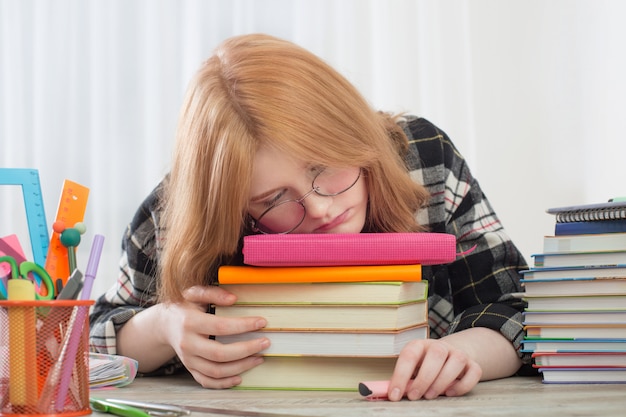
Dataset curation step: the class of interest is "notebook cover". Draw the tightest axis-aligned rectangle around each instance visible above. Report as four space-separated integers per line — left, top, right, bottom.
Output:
242 232 457 266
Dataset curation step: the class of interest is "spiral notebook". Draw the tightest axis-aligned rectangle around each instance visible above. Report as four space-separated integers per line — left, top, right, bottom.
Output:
242 232 458 267
547 200 626 223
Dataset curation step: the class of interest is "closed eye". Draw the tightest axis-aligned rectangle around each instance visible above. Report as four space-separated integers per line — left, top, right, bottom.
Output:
260 189 288 208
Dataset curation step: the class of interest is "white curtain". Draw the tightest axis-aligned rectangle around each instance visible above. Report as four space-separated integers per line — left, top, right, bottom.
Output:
2 0 626 299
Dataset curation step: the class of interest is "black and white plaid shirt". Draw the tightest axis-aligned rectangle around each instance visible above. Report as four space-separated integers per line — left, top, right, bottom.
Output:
89 116 531 375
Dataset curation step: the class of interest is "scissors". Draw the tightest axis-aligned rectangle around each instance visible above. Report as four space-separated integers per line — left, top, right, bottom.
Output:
0 255 55 300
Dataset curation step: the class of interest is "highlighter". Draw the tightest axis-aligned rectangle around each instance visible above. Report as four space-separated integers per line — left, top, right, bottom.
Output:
7 279 38 412
358 379 415 401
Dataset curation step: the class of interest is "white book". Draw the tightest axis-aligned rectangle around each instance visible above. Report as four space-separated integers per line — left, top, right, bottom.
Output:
540 368 626 384
217 324 428 356
543 233 626 254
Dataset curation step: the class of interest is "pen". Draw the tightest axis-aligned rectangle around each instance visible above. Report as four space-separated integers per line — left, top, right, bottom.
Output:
53 302 90 409
59 225 83 275
102 399 306 417
81 234 104 300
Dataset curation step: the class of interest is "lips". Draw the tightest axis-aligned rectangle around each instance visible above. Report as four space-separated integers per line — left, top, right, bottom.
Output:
314 209 350 233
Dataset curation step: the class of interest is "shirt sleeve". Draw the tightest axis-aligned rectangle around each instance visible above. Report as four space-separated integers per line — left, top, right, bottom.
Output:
88 180 184 375
401 116 531 364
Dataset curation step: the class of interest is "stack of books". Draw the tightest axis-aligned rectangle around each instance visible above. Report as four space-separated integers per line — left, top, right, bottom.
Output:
214 232 457 390
521 199 626 384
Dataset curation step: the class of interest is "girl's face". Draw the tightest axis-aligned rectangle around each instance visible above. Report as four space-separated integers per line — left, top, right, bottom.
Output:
248 145 368 234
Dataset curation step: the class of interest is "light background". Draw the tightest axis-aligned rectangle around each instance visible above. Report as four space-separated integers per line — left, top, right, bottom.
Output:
1 0 625 299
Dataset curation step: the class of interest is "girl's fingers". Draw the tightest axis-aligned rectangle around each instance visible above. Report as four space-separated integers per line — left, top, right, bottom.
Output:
189 355 265 389
443 362 482 397
419 348 472 399
406 342 450 400
183 285 237 306
390 339 482 401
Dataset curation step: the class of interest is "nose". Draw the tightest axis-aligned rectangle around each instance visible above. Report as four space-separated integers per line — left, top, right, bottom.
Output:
301 192 333 219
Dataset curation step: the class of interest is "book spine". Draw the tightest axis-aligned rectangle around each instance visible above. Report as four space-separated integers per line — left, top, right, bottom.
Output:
554 220 626 235
218 264 422 284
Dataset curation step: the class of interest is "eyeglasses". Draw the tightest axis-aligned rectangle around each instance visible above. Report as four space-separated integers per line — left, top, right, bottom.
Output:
250 167 361 234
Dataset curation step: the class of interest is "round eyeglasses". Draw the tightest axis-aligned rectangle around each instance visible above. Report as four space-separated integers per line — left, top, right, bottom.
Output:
249 167 362 234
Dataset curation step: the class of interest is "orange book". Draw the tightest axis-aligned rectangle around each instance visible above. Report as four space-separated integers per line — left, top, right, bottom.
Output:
217 264 422 284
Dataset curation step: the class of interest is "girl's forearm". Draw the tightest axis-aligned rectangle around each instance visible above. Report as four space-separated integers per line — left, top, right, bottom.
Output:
116 304 177 373
441 327 522 380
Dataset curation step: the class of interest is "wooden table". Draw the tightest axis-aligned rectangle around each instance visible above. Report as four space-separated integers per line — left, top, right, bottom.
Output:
90 373 626 417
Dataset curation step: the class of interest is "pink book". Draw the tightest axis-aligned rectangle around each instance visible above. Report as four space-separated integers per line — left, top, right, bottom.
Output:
242 232 458 266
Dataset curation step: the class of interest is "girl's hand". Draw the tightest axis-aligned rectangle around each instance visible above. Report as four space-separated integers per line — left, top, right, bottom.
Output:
387 338 482 401
161 285 269 388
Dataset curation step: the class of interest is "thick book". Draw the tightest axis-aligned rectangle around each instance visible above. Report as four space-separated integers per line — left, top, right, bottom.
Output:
216 324 428 356
539 368 626 384
547 200 626 223
522 339 626 353
525 324 626 339
214 299 427 331
524 294 626 311
235 356 397 391
241 232 458 266
523 310 626 326
532 352 626 368
521 278 626 297
555 219 626 236
532 251 626 268
219 280 428 305
542 233 626 254
217 264 422 284
521 265 626 281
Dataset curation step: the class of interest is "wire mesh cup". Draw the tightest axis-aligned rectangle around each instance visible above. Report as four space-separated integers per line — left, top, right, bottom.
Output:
0 299 94 416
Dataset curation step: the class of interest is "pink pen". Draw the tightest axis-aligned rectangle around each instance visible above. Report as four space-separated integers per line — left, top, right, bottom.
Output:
358 380 415 401
52 234 104 410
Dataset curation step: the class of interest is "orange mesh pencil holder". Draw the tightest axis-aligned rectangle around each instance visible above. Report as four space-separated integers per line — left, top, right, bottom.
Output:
0 300 94 417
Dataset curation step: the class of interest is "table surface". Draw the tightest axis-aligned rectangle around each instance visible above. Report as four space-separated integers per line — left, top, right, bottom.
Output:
90 373 626 417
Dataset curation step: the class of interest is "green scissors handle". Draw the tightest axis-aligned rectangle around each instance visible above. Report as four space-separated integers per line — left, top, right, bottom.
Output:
0 255 55 300
90 398 151 417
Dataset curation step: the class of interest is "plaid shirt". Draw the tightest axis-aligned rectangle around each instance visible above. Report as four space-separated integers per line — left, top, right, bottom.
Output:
89 116 531 375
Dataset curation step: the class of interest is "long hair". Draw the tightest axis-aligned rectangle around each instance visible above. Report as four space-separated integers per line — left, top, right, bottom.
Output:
159 34 429 302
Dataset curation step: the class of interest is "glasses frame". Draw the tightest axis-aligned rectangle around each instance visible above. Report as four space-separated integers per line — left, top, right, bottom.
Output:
249 167 362 234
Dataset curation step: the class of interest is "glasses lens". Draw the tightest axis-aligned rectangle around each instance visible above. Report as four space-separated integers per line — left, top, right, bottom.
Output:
313 167 361 196
254 200 306 234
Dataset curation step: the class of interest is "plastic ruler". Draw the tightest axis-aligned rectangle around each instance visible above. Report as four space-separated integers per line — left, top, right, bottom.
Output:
44 179 90 283
0 168 50 266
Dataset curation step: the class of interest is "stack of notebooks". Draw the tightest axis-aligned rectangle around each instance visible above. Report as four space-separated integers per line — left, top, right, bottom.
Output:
215 232 458 390
89 352 138 389
521 199 626 384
